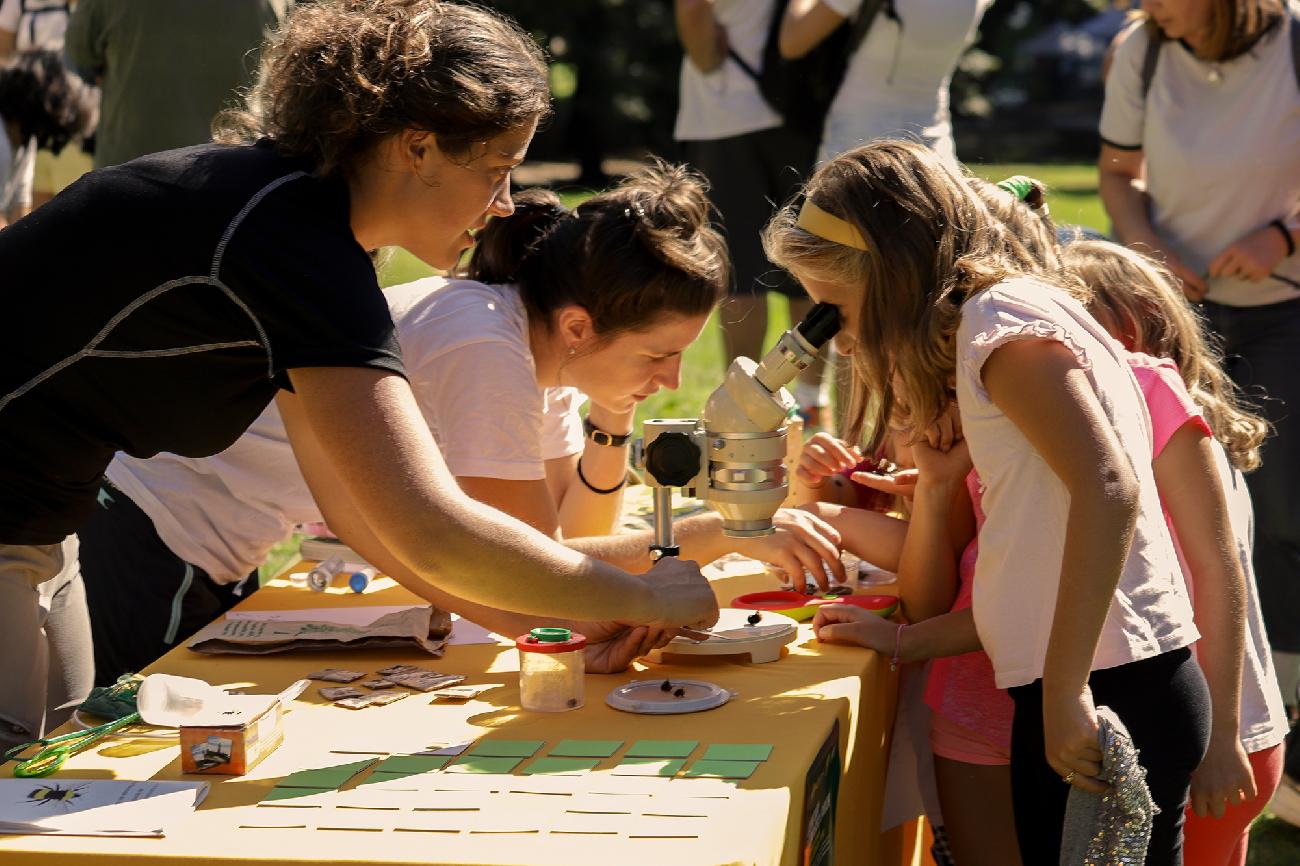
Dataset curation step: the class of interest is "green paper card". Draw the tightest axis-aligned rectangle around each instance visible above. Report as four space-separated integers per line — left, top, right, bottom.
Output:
262 785 332 802
549 739 622 758
376 755 453 774
278 758 378 789
523 757 601 775
684 759 761 779
446 755 524 774
468 739 544 758
701 743 773 762
612 758 685 777
625 740 698 759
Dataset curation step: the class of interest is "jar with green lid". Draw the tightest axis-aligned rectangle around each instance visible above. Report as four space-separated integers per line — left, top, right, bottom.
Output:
515 627 586 712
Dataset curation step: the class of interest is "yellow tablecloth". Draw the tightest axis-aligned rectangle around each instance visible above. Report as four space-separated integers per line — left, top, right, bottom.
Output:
1 560 913 866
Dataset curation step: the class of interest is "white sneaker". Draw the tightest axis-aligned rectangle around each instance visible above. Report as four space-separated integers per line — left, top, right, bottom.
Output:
1270 771 1300 827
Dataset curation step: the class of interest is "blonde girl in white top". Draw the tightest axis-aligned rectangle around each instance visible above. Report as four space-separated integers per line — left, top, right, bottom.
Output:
764 139 1206 863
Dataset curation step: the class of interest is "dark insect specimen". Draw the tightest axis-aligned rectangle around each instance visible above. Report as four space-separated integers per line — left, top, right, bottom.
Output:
660 679 672 692
672 688 686 698
747 612 762 625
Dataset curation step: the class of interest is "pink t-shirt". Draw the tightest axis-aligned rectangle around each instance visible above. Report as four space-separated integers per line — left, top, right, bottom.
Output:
923 470 1015 745
1128 352 1287 753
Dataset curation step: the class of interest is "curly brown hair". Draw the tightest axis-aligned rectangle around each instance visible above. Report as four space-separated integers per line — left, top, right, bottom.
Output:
216 0 550 176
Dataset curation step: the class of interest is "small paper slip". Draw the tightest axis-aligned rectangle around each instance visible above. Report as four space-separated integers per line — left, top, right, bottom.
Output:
446 614 505 646
0 779 208 837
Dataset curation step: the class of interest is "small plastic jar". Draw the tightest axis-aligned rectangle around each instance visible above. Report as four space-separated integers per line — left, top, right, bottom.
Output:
516 627 586 712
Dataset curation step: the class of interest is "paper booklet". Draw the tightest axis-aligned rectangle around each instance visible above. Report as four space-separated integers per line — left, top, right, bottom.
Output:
0 779 208 837
187 605 451 656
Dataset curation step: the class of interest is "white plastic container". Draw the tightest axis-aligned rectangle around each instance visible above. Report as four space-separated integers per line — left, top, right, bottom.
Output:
516 627 586 712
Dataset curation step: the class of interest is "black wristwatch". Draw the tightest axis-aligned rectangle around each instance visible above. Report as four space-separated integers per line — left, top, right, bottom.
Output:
583 416 632 447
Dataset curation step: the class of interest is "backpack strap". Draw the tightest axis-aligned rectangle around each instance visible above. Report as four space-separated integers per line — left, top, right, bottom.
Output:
731 0 890 82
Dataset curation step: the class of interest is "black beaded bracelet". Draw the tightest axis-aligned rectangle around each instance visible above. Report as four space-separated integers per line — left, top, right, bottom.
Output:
1271 219 1296 258
576 457 627 495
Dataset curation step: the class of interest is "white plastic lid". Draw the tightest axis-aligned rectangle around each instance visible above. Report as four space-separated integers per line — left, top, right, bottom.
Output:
605 679 733 715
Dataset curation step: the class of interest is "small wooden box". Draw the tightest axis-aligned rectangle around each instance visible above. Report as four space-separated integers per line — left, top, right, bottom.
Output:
179 695 284 775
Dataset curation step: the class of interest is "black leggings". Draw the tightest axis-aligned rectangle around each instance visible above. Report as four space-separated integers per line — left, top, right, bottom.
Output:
77 483 257 686
1008 648 1210 865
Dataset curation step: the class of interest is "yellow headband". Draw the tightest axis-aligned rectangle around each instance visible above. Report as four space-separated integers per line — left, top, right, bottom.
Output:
796 199 869 251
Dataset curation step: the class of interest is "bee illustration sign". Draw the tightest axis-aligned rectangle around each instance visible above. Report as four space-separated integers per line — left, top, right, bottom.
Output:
801 720 841 866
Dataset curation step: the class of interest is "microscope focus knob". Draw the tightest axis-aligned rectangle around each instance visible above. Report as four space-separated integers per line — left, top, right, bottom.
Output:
644 431 701 487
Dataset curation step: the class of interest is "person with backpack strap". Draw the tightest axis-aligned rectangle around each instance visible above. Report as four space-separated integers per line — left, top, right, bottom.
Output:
673 0 831 424
1099 0 1300 837
779 0 992 166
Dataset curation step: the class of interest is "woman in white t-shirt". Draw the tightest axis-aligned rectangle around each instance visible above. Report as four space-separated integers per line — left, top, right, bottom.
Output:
77 164 847 683
1099 0 1300 713
779 0 991 166
764 140 1206 863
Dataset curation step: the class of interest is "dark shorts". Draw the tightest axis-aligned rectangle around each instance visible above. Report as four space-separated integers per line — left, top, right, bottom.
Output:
685 125 816 298
1204 296 1300 652
77 482 258 686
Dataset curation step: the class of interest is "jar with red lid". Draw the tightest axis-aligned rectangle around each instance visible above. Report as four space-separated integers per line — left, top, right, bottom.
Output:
515 627 586 712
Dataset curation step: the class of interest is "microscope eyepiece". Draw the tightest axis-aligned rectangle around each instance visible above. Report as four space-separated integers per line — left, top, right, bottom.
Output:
794 302 841 349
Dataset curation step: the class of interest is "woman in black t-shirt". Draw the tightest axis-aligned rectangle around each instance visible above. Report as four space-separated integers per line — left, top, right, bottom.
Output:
0 0 717 750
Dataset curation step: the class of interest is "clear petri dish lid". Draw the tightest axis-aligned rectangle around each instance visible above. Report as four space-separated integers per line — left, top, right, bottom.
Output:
605 679 734 715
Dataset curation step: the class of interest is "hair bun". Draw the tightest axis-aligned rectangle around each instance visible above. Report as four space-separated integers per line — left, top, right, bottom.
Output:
466 188 568 284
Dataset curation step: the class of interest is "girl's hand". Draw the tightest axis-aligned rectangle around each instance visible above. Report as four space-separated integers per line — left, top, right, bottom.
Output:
796 432 863 488
1209 223 1290 284
1042 685 1108 794
908 437 971 487
850 466 919 499
739 507 845 589
921 402 963 451
1190 735 1256 819
812 603 895 652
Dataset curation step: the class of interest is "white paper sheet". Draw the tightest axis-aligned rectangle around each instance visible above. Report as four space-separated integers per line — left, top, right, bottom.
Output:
0 779 208 837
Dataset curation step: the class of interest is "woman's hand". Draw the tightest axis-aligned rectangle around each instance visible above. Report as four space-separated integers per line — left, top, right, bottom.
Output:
737 507 845 590
1190 734 1256 819
579 620 676 673
640 557 719 630
1209 223 1290 284
1160 251 1209 302
796 432 863 488
1042 684 1108 794
811 603 895 651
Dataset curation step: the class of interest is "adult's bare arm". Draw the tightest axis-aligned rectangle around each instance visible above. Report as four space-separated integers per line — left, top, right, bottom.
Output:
1098 144 1207 299
675 0 727 73
279 368 717 629
779 0 846 59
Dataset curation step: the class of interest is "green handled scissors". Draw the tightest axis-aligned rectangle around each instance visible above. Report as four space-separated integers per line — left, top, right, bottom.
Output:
3 712 142 777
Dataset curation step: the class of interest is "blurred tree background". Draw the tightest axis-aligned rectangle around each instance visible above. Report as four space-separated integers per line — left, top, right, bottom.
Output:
487 0 1127 180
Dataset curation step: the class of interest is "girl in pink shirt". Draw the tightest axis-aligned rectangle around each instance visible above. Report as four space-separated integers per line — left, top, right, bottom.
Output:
1067 240 1288 866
